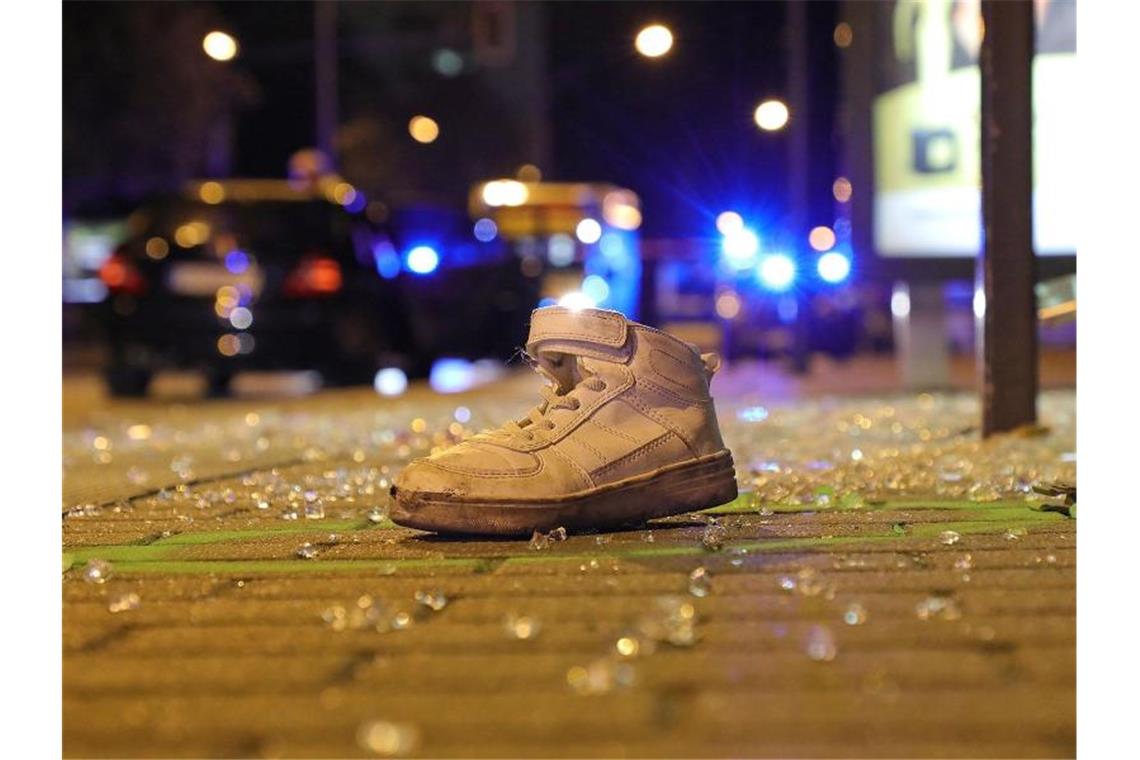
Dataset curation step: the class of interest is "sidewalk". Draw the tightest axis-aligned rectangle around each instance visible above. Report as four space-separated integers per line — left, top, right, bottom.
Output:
62 364 1076 758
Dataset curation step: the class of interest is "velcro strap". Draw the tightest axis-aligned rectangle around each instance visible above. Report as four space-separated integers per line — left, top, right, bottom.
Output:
526 306 630 364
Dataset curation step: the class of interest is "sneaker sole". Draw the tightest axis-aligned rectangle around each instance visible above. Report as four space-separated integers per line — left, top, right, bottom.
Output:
389 450 738 536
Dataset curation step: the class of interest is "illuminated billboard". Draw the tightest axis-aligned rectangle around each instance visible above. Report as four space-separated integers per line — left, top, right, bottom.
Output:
872 0 1076 257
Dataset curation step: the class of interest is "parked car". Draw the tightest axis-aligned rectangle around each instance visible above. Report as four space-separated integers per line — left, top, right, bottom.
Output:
97 178 415 395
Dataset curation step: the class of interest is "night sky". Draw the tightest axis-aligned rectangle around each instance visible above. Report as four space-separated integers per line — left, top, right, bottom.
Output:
66 1 839 237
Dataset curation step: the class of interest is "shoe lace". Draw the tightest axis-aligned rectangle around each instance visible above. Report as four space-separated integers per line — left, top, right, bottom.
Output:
484 361 607 442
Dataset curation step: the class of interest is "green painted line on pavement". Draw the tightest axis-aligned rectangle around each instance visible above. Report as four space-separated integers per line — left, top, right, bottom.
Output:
153 519 376 545
72 557 491 575
63 492 1066 575
704 495 1039 516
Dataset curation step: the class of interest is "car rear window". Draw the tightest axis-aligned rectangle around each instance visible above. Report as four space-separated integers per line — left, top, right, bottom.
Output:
147 200 355 261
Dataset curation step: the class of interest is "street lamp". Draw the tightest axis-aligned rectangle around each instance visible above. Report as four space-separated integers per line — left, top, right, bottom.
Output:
202 31 239 62
635 24 674 58
753 99 789 131
408 115 440 144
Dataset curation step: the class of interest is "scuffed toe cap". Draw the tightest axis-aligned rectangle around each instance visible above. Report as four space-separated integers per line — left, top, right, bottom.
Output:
393 458 470 497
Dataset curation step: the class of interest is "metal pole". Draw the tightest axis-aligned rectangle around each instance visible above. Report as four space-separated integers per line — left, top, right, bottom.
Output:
315 1 339 162
978 0 1037 435
788 0 810 375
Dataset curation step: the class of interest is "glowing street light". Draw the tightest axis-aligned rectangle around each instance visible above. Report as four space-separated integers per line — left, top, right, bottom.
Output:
754 99 789 131
202 31 239 62
635 24 674 58
408 115 440 144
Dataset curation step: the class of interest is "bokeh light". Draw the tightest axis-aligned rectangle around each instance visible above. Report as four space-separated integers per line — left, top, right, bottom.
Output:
408 115 440 144
834 22 853 48
373 367 408 397
575 218 602 244
145 237 169 260
405 245 440 275
202 31 238 62
581 274 610 304
721 228 760 268
635 24 674 58
754 99 789 131
817 251 851 284
715 291 742 320
716 211 744 236
473 218 498 242
431 49 463 77
758 253 797 291
199 181 225 204
809 225 837 252
558 291 596 311
482 180 528 207
833 177 853 203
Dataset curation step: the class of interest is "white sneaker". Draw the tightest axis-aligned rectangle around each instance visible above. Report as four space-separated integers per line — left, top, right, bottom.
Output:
390 306 737 535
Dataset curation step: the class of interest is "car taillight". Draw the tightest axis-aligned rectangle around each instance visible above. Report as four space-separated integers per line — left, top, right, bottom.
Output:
98 251 146 295
284 256 342 297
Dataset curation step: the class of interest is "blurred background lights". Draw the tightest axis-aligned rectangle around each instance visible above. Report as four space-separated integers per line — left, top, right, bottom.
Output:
405 245 440 275
199 181 225 204
754 99 789 131
473 218 498 242
715 211 744 235
558 291 596 311
808 225 837 251
228 306 253 330
145 237 169 260
516 163 542 182
758 253 797 291
373 367 408 397
581 274 610 304
216 334 240 357
430 358 477 394
816 251 851 283
224 250 250 273
833 21 853 48
715 291 742 320
575 218 602 244
891 284 911 318
832 176 853 203
174 220 210 248
481 180 528 207
602 191 642 230
202 31 238 61
547 234 576 266
635 24 674 58
721 227 760 268
431 48 463 77
408 115 439 144
331 182 357 205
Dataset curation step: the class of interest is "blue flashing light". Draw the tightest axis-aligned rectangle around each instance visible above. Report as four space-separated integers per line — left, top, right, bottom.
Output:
405 245 440 275
224 250 250 274
373 243 401 279
473 218 498 242
757 253 797 292
345 192 367 214
817 251 851 284
721 228 760 269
